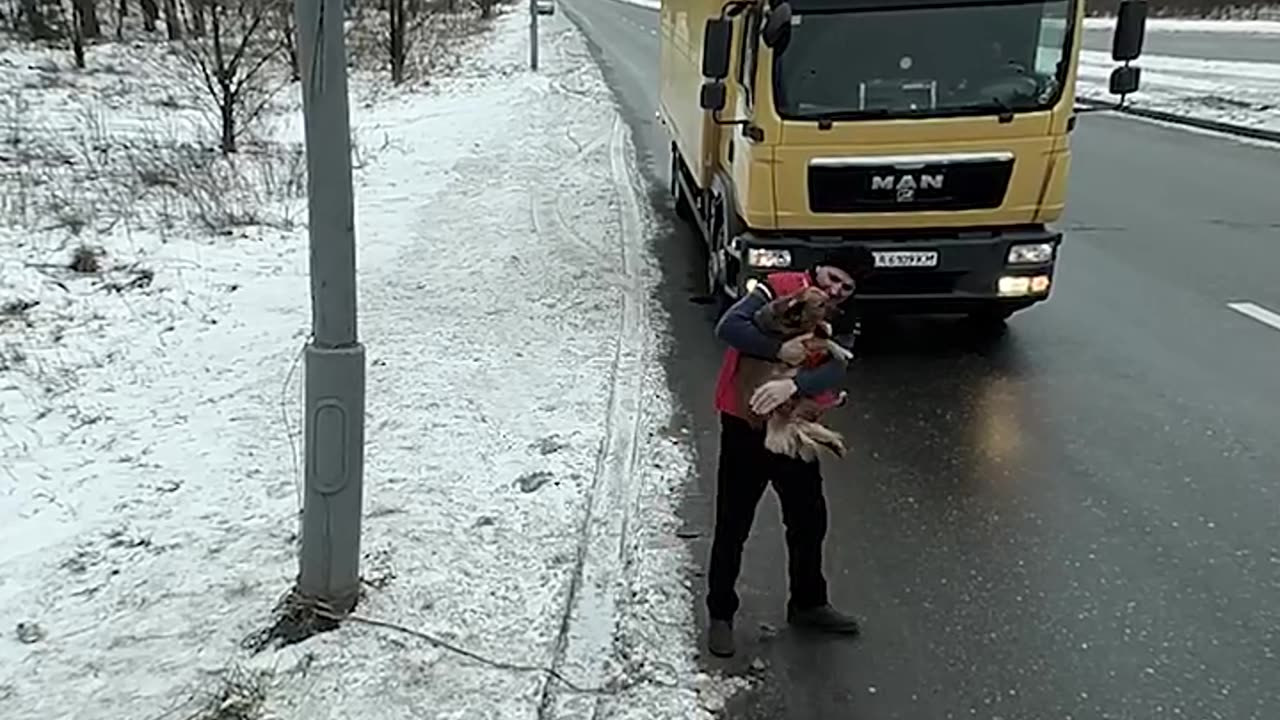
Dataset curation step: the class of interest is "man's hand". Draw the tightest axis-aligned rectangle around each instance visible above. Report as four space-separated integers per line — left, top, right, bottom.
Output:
777 334 813 365
751 379 798 415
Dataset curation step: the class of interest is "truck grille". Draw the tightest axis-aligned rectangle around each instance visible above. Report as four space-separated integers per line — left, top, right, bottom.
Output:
807 153 1014 214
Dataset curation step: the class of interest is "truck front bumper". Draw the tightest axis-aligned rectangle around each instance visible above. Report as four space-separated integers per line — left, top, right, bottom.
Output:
727 226 1062 315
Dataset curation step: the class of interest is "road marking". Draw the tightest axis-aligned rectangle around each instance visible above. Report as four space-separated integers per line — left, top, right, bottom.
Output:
1228 301 1280 332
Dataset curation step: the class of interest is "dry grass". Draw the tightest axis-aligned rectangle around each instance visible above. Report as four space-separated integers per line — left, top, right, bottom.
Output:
347 0 516 86
174 666 272 720
1 0 514 250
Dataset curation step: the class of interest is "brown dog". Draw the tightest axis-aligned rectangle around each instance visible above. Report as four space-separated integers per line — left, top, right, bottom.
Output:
732 286 852 462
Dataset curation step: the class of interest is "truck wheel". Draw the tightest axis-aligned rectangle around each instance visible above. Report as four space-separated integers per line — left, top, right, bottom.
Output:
692 243 732 318
706 199 742 317
704 242 725 302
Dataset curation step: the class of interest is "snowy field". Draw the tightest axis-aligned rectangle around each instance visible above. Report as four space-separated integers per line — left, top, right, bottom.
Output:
1076 51 1280 134
1 4 749 719
1081 15 1280 33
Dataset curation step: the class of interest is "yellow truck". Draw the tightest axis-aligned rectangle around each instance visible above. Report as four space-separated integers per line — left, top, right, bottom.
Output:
658 0 1149 321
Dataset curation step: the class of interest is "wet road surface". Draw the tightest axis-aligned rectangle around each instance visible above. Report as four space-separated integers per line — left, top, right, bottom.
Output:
554 1 1280 717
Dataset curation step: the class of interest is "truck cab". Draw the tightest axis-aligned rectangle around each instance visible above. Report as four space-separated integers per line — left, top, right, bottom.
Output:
659 0 1148 321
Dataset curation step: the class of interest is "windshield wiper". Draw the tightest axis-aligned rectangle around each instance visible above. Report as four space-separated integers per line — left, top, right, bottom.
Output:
973 96 1020 122
795 107 896 122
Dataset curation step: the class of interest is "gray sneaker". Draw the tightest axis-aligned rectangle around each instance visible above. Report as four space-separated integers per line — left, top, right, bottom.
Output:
787 604 861 635
708 619 735 657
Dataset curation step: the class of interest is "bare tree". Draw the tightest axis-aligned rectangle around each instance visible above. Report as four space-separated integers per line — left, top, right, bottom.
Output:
17 0 66 39
140 0 157 30
386 0 470 84
187 0 207 35
162 0 181 38
178 0 287 153
389 0 406 83
66 0 85 66
72 0 97 36
275 0 298 80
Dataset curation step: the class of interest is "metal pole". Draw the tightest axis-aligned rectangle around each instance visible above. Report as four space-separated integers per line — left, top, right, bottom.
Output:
529 0 538 70
294 0 366 617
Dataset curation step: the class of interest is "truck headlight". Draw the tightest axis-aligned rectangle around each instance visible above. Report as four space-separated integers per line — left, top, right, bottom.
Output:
747 249 791 268
998 274 1051 296
1007 243 1054 264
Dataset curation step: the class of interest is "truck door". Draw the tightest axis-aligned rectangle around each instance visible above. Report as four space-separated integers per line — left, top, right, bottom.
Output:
727 7 762 220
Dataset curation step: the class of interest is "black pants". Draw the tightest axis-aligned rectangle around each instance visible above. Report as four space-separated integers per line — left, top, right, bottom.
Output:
706 412 830 621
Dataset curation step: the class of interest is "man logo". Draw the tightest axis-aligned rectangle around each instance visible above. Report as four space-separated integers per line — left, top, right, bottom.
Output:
871 173 943 202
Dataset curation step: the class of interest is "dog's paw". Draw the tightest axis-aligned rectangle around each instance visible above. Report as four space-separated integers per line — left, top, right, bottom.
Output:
763 431 789 456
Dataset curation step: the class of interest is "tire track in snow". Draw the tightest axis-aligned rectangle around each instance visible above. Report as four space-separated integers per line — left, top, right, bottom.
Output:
530 37 618 273
536 113 649 718
528 125 612 260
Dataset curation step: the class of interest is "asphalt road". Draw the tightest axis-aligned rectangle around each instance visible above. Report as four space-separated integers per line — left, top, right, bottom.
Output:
554 1 1280 717
1080 27 1280 63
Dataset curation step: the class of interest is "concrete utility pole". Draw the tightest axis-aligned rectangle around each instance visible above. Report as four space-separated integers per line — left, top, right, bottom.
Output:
293 0 366 617
529 0 538 70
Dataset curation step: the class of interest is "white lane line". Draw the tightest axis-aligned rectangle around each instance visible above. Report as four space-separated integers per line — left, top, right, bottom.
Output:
1228 301 1280 332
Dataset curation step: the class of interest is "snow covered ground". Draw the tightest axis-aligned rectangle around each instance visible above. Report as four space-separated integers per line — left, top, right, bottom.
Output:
1081 16 1280 34
1 5 749 719
1076 52 1280 134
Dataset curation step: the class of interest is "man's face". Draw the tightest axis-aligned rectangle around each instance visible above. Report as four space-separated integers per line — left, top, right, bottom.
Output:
814 265 856 303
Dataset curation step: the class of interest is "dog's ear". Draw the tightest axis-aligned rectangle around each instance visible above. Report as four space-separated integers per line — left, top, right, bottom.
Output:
783 296 806 319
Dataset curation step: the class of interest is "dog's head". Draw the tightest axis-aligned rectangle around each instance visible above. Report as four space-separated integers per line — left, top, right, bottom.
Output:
755 286 832 337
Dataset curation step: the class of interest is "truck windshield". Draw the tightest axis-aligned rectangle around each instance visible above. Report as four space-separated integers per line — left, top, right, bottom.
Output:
772 0 1074 121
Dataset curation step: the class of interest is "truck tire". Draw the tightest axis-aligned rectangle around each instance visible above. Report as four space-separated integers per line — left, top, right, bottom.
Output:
704 249 733 317
705 196 741 317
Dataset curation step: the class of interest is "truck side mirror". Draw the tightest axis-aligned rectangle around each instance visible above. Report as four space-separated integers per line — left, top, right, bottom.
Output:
1109 65 1141 95
761 2 792 49
702 19 732 79
1112 0 1147 61
700 80 727 111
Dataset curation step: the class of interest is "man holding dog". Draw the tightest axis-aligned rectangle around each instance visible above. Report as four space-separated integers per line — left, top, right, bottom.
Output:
705 248 875 658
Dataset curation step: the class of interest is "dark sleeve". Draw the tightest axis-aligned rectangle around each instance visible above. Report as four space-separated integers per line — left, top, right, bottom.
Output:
714 287 783 360
829 301 862 337
793 357 846 396
829 302 863 356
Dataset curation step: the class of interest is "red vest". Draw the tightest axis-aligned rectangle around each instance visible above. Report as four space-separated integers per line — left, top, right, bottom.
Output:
713 272 840 419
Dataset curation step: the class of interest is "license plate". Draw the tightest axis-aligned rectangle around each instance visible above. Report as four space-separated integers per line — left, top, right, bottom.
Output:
873 250 939 268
